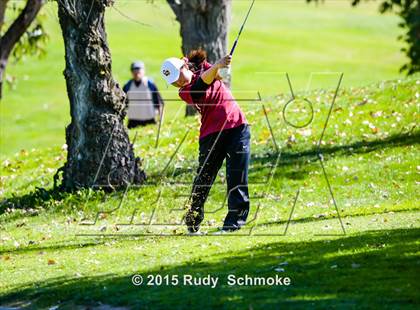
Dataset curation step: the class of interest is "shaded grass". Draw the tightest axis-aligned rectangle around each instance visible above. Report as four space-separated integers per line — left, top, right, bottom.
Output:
1 227 419 309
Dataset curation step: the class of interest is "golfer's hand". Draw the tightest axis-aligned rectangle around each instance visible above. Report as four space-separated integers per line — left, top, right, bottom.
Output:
216 55 232 68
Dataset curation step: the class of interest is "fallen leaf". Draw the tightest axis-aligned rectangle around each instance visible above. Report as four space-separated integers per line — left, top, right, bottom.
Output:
371 126 379 134
370 111 382 118
48 259 56 265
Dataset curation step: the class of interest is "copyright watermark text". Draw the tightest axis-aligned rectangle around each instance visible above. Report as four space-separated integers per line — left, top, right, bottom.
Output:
132 274 291 288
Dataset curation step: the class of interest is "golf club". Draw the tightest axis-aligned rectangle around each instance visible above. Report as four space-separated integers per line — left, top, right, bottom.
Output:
230 0 256 56
220 0 256 79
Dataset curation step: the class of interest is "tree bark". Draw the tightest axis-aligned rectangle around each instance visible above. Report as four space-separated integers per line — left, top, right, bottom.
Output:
56 0 145 191
167 0 232 116
0 0 42 99
0 0 8 32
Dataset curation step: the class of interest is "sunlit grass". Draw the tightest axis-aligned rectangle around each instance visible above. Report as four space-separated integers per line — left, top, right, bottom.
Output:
0 0 406 156
0 76 419 307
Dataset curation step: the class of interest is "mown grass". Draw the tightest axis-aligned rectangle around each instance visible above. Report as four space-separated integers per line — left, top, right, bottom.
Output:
0 1 419 308
0 0 406 156
0 76 419 308
1 227 419 309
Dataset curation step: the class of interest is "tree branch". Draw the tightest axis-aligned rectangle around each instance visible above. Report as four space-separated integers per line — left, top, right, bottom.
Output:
0 0 43 60
0 0 9 33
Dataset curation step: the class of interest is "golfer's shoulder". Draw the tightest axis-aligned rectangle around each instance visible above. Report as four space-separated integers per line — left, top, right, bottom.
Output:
191 77 209 91
179 84 193 103
202 60 212 71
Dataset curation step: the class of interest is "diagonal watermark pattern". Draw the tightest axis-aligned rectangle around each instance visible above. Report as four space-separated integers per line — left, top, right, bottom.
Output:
76 72 348 237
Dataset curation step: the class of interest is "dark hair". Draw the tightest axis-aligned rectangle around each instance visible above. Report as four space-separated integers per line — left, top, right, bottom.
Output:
187 49 207 73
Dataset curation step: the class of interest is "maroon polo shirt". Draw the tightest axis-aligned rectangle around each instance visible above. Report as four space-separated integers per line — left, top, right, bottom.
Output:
179 61 247 139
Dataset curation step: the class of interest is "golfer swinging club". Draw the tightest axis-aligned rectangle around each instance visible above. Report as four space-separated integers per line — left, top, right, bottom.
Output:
161 50 250 234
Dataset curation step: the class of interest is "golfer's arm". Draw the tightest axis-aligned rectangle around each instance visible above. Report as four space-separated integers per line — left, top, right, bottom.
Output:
201 65 220 85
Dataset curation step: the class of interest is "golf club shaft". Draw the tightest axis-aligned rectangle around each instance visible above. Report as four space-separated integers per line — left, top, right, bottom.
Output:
229 0 256 56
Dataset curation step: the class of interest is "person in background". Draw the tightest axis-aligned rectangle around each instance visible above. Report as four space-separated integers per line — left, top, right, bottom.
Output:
123 61 164 128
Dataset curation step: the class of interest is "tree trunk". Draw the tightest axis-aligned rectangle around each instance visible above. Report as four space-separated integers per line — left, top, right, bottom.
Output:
167 0 232 116
56 0 145 191
0 0 42 100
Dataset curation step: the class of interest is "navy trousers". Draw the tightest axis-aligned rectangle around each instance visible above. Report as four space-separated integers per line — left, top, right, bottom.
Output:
186 124 251 232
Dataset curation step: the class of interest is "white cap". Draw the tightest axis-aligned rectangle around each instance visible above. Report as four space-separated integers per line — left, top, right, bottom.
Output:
161 57 184 84
131 61 145 70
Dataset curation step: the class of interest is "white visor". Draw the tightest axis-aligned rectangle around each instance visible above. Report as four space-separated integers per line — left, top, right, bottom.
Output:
161 57 185 84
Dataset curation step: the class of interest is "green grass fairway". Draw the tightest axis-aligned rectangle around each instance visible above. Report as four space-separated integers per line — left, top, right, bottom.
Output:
0 0 406 156
1 75 419 308
0 0 419 308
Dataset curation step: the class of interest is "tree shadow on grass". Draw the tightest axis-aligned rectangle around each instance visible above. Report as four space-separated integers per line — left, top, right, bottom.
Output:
258 207 420 228
0 187 66 217
252 130 420 168
0 186 111 218
2 131 418 212
148 130 419 184
1 228 419 309
247 130 420 185
1 208 417 257
0 240 105 256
